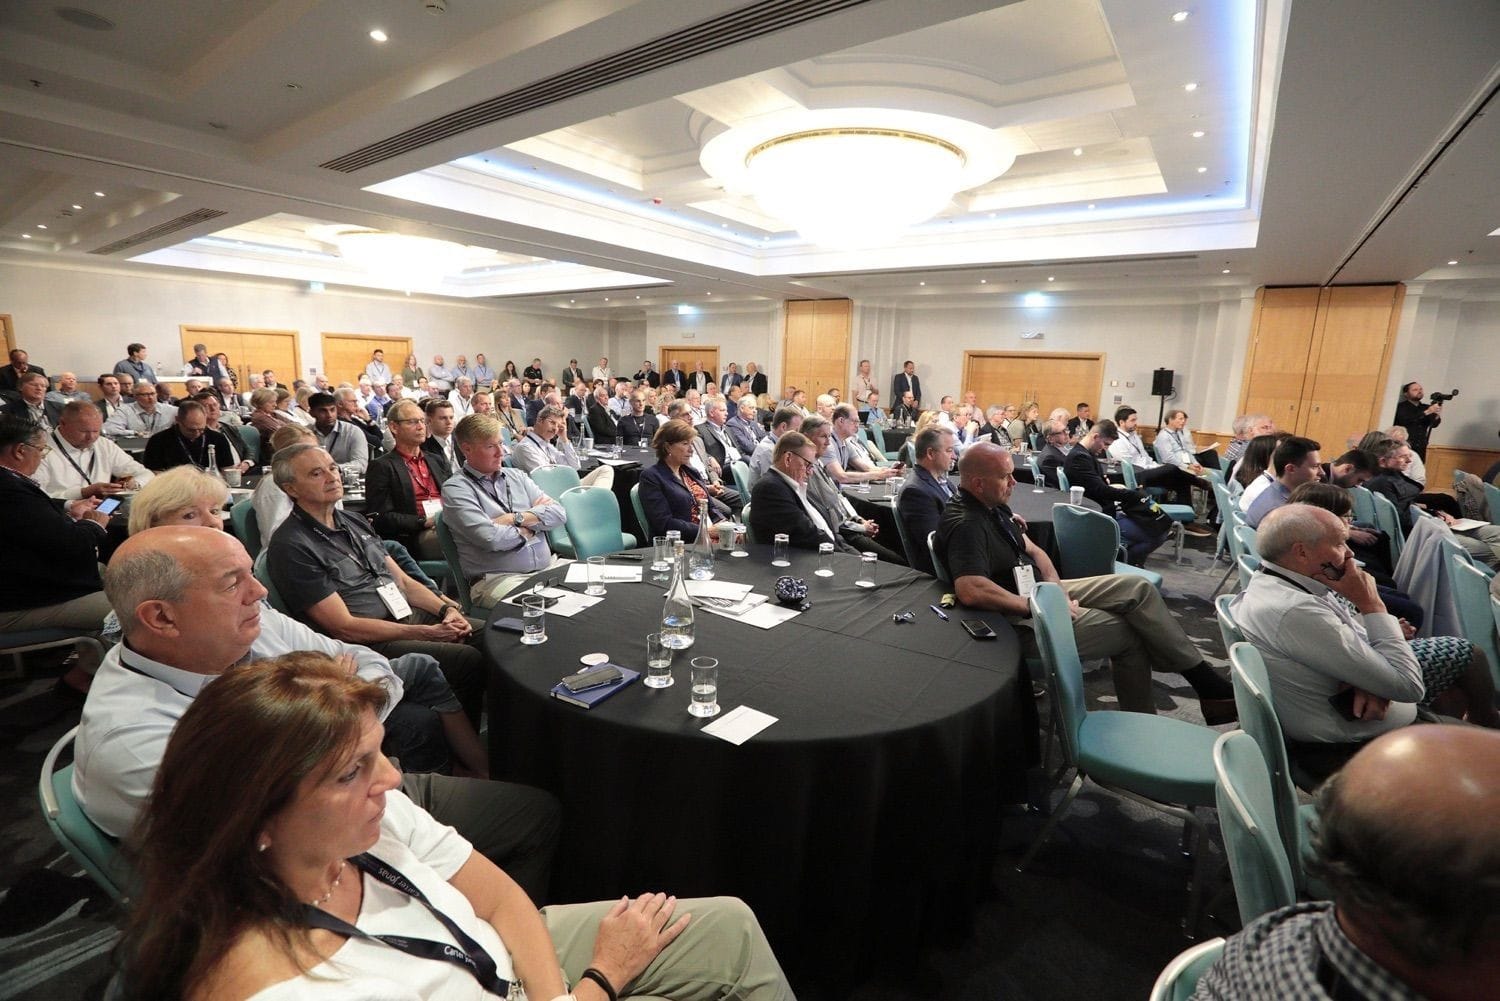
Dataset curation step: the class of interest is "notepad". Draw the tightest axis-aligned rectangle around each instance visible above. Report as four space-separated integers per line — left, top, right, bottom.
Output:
702 705 779 744
549 663 640 708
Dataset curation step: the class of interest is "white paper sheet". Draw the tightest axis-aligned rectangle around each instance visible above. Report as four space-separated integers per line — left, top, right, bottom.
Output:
700 598 799 629
564 563 643 584
701 705 779 744
685 580 755 599
504 586 602 617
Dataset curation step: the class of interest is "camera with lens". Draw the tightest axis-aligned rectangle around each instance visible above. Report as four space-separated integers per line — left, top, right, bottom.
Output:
1429 389 1460 404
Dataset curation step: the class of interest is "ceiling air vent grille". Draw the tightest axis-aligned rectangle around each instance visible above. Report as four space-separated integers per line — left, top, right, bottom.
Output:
88 209 228 255
320 0 876 173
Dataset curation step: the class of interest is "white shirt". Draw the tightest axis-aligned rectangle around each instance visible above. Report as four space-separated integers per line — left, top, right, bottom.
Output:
1107 430 1160 469
771 467 835 540
450 393 475 418
592 365 611 383
509 430 579 473
73 627 400 837
103 401 179 436
1239 470 1276 512
36 430 154 499
365 360 393 385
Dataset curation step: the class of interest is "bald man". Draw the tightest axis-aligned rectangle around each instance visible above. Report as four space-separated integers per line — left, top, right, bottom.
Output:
1194 727 1500 1000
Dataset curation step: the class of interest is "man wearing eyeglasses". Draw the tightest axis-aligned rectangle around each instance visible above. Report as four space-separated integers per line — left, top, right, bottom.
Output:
1036 418 1076 488
0 414 113 694
364 399 452 560
103 381 179 437
747 431 841 552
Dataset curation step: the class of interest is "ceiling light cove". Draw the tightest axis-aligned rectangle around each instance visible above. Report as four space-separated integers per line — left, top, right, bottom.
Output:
700 111 1014 249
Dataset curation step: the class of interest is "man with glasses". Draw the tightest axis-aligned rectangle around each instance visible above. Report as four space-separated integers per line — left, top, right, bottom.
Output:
1036 418 1075 488
748 431 841 552
824 403 900 485
37 400 152 500
3 371 57 430
104 381 178 437
510 404 614 488
141 400 239 473
364 399 452 560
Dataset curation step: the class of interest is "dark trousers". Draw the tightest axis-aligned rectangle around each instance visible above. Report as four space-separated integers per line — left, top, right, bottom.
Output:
1135 464 1201 506
372 612 486 725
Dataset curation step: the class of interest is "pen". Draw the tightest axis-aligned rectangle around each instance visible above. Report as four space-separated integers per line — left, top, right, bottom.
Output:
929 604 949 621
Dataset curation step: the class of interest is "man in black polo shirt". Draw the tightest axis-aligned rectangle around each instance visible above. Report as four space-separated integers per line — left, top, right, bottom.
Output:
141 399 238 472
934 442 1234 721
265 443 484 723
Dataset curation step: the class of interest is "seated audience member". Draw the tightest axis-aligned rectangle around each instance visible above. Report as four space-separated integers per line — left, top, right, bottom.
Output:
1193 727 1500 1001
368 380 395 415
113 342 158 385
240 371 265 407
696 397 744 471
1233 432 1285 493
46 371 92 406
1289 481 1416 622
1036 418 1075 487
682 388 707 424
608 380 633 418
289 385 318 426
1229 504 1496 785
496 389 526 437
1367 438 1500 566
245 385 295 452
449 376 477 417
335 385 383 454
195 393 251 472
726 396 766 455
639 419 733 541
510 404 613 489
748 406 803 485
1384 424 1427 485
0 414 112 696
892 390 921 423
974 405 1011 446
823 404 899 485
35 400 152 500
1019 402 1042 444
1222 412 1275 466
211 376 240 415
664 401 741 508
897 426 958 575
799 416 905 564
472 390 496 415
94 373 128 422
1154 408 1219 470
1241 435 1323 528
267 444 485 721
0 347 44 396
748 431 843 553
365 399 451 560
253 425 329 537
440 414 567 609
1321 447 1377 489
587 384 620 445
863 389 890 429
1108 407 1213 524
618 392 661 446
2 371 59 429
119 654 786 1001
936 443 1236 720
1065 402 1094 439
142 399 238 473
813 393 837 421
742 360 768 398
126 465 229 535
307 391 368 476
1064 420 1172 565
424 397 459 470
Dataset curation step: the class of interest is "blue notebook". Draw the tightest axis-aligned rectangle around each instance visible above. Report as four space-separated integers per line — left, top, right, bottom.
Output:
550 663 640 708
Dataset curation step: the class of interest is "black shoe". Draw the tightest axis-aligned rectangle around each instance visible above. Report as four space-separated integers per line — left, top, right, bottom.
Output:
1200 698 1238 726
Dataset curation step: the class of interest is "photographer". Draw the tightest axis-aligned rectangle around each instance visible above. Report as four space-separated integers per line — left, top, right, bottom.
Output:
1392 381 1452 460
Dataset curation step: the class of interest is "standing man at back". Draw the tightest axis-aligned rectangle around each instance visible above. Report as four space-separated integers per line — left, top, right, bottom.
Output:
891 361 922 410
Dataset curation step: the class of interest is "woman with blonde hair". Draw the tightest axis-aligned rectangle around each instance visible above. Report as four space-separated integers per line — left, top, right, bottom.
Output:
126 465 229 535
248 386 296 454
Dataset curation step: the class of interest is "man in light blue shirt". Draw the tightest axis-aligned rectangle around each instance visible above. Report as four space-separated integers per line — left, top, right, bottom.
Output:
1243 435 1322 528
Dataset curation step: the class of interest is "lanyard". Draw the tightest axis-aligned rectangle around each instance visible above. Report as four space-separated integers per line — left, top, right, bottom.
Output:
299 509 387 577
52 431 97 484
178 432 208 468
301 853 511 997
464 468 511 513
116 648 204 699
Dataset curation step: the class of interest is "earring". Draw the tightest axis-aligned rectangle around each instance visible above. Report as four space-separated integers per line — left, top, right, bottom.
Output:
258 842 269 852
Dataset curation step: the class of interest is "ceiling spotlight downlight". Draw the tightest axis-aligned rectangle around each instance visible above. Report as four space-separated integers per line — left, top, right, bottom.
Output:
1447 259 1459 265
1171 10 1190 22
369 28 388 42
701 110 1013 249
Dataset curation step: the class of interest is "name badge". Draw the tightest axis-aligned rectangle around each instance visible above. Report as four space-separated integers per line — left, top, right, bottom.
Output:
1013 564 1037 599
421 498 444 519
376 581 413 620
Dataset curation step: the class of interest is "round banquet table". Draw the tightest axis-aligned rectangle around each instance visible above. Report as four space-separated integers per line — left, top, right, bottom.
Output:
484 546 1037 985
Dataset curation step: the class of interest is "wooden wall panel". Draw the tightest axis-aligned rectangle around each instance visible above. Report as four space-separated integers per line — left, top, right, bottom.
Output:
962 351 1105 419
321 333 411 386
1239 287 1320 431
1424 446 1500 494
781 300 850 400
180 325 300 388
658 347 719 383
1299 285 1402 450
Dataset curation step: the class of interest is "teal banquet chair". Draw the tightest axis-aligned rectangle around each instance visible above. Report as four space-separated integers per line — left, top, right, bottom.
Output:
559 485 638 559
1051 502 1163 589
39 727 132 904
1212 730 1298 926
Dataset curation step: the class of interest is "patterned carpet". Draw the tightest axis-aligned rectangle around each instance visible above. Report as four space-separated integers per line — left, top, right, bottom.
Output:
0 533 1244 1000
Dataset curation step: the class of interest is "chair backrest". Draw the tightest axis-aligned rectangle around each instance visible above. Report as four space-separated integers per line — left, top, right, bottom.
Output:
899 440 916 466
1485 482 1500 526
1450 555 1500 689
629 483 651 541
1214 593 1247 650
740 502 756 544
891 493 923 574
730 459 753 501
1370 491 1405 560
1030 582 1089 766
1228 643 1305 895
1233 523 1258 559
1117 460 1139 489
927 530 951 584
499 423 514 445
1052 503 1121 579
1054 466 1071 492
236 423 261 465
1210 477 1233 522
1350 485 1377 525
432 512 473 614
252 551 291 614
229 498 262 557
529 463 582 498
560 485 631 559
1236 552 1261 591
1025 453 1043 484
869 423 889 455
1213 730 1297 925
1148 938 1226 1001
38 726 130 903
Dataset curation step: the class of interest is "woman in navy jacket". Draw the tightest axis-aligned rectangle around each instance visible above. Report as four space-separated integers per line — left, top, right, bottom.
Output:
637 419 730 542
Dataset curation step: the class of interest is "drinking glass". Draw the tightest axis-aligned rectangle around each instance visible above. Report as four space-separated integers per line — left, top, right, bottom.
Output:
585 556 607 596
856 551 877 588
520 595 547 645
771 533 790 567
688 657 719 717
729 522 748 558
651 536 672 582
816 541 836 577
1069 486 1085 506
645 632 673 688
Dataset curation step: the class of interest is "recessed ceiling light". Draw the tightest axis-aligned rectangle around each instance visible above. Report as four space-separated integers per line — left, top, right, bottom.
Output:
94 191 105 197
918 281 925 286
1221 268 1231 274
1087 203 1096 210
1196 166 1208 173
1172 10 1190 22
70 203 82 210
1184 82 1198 92
1191 130 1205 138
21 233 31 239
36 224 47 230
569 299 575 303
1047 276 1055 282
369 28 388 42
979 279 987 284
636 295 641 299
1072 147 1083 156
1448 259 1459 265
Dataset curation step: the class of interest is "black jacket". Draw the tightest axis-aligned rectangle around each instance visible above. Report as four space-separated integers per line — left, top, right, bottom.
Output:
748 469 837 551
586 400 619 444
142 426 238 472
364 447 451 546
0 467 104 610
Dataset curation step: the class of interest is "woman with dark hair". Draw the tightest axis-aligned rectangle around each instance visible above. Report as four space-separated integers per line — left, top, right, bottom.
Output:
120 652 789 1001
500 360 520 382
1286 481 1401 588
637 419 730 542
1233 433 1283 490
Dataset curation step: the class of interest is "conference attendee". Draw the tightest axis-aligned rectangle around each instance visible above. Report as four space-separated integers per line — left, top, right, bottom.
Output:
46 371 91 408
896 426 958 575
678 387 706 425
890 360 922 410
0 347 44 395
522 356 544 381
427 354 455 393
1392 380 1443 459
1036 418 1075 488
748 406 803 484
557 357 583 390
103 381 179 437
364 399 451 560
240 371 265 407
193 392 252 471
94 373 128 422
448 354 471 386
303 391 368 477
364 348 393 387
974 405 1010 446
1288 481 1414 618
469 353 494 390
812 393 836 421
510 403 614 489
893 389 920 423
822 403 898 485
1065 403 1095 439
472 391 495 415
1366 438 1500 565
1065 421 1174 563
439 414 567 608
590 355 612 384
1223 412 1275 465
936 443 1235 720
243 384 295 453
727 396 766 456
696 397 744 471
1195 726 1500 1000
445 375 475 418
799 416 905 564
863 389 890 429
1228 504 1496 784
423 397 459 470
3 371 57 429
495 388 525 437
141 399 238 473
637 419 737 542
1321 447 1377 490
504 377 528 413
1383 424 1427 485
586 384 620 445
607 380 633 418
748 431 845 553
121 464 233 538
113 342 158 385
564 378 590 426
1241 435 1323 528
619 392 661 446
35 400 152 500
1234 433 1285 493
663 400 739 508
1020 402 1043 443
628 359 656 389
0 414 112 696
719 361 743 393
681 360 707 393
849 358 877 411
743 360 768 398
333 386 382 455
398 352 424 388
209 375 241 415
1107 406 1211 516
1154 408 1218 470
181 342 212 376
368 379 397 416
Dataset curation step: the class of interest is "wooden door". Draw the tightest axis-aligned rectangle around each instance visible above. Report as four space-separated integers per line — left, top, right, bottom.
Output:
1238 288 1320 432
962 351 1105 418
658 347 719 384
781 299 850 399
180 326 300 388
1299 285 1402 449
321 333 412 387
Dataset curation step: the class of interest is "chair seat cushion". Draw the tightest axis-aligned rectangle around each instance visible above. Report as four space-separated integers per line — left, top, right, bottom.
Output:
1160 504 1197 522
1077 712 1219 806
1114 562 1164 588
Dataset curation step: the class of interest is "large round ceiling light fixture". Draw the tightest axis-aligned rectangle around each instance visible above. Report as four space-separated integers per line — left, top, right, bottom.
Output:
333 230 469 290
701 109 1014 249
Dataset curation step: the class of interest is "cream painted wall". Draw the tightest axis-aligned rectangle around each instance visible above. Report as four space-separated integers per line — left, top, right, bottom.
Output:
643 305 782 384
1438 298 1500 449
0 258 607 383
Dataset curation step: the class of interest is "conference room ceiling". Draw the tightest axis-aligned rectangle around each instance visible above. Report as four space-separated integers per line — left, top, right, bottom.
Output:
0 0 1497 313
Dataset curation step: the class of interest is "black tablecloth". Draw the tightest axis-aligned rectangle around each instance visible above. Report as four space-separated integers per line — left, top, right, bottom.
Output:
484 547 1036 983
